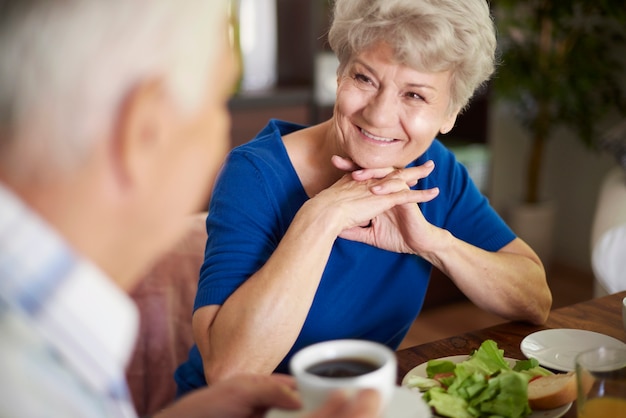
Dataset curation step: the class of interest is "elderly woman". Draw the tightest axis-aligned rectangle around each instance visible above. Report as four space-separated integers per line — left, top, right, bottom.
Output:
175 0 552 394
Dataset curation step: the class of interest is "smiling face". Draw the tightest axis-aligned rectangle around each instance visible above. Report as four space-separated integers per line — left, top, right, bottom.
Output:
333 42 459 169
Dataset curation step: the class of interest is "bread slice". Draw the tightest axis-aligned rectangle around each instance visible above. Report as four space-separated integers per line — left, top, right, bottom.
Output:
527 372 576 410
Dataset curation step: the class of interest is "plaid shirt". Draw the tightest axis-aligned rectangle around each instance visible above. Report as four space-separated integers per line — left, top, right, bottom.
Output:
0 184 139 417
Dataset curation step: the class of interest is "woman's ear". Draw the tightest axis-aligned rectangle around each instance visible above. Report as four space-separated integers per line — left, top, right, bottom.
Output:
110 79 173 190
440 108 460 135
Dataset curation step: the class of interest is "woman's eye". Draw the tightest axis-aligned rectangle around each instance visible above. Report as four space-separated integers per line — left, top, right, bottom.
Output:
406 92 425 101
354 73 372 84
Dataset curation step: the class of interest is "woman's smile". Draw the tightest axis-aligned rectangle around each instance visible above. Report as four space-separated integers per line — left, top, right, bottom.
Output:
359 127 398 143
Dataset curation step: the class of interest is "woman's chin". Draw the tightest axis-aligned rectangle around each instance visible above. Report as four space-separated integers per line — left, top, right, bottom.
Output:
352 157 402 170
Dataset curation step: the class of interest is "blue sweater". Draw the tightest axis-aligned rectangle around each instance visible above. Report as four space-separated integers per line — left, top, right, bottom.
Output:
175 119 515 394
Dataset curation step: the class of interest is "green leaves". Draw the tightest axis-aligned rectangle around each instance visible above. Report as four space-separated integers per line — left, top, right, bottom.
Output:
420 340 543 418
493 0 626 147
492 0 626 202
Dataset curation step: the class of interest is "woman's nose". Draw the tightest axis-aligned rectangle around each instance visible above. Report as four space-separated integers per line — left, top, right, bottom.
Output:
362 90 399 128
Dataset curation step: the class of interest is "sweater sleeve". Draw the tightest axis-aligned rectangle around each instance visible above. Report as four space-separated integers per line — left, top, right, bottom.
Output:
192 133 307 311
193 151 275 310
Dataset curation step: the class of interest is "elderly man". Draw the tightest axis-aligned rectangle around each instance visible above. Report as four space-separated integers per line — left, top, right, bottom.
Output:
0 1 378 417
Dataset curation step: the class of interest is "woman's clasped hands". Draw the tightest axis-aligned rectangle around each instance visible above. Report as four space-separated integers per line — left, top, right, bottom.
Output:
326 155 441 255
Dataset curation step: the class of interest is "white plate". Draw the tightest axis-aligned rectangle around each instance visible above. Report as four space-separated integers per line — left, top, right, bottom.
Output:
520 329 626 372
265 386 431 418
401 355 571 418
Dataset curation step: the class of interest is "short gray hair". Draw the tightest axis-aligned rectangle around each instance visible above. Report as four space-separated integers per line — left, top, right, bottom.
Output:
0 0 227 180
328 0 496 114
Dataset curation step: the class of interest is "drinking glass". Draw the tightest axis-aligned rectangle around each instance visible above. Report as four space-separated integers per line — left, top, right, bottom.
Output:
575 346 626 417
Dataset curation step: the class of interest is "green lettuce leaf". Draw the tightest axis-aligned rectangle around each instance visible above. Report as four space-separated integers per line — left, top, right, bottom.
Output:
513 358 539 372
426 359 456 378
421 340 536 418
425 388 475 418
470 371 532 417
461 339 510 376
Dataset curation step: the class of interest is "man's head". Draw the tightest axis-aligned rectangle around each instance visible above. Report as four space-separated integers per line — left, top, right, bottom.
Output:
0 0 236 289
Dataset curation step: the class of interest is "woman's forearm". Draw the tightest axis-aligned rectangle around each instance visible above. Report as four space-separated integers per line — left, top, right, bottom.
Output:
194 200 344 384
425 232 552 324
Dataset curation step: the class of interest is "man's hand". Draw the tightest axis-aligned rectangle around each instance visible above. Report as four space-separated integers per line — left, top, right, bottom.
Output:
154 374 382 418
304 389 381 418
154 374 300 418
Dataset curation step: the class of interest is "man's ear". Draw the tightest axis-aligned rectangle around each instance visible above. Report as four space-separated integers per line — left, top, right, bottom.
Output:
111 79 172 190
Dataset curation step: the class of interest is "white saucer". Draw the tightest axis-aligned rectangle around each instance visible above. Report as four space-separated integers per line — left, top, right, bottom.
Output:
402 355 571 418
521 328 626 372
265 386 431 418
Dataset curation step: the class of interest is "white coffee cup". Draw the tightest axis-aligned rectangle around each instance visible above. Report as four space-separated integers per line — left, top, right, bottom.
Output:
289 339 396 413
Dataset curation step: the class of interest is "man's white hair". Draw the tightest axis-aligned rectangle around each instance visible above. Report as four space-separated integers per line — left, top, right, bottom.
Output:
0 0 227 181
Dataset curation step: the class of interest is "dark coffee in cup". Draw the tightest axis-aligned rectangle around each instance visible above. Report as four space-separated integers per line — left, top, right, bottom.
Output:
306 358 380 378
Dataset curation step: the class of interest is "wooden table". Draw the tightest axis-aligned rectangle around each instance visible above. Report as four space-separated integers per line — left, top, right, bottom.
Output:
396 291 626 417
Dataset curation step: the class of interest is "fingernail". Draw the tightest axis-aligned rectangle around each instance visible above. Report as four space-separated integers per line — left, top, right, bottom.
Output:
424 160 434 168
282 386 302 403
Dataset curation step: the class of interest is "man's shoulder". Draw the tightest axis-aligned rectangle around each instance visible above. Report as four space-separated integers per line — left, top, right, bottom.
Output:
0 307 108 417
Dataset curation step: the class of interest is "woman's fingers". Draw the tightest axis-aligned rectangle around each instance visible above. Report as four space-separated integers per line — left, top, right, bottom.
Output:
368 188 440 217
331 155 360 172
371 180 438 197
331 156 436 193
323 172 437 227
350 166 397 180
352 160 435 188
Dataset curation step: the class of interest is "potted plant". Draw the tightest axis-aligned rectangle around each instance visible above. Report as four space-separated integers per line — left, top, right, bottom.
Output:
492 0 626 263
